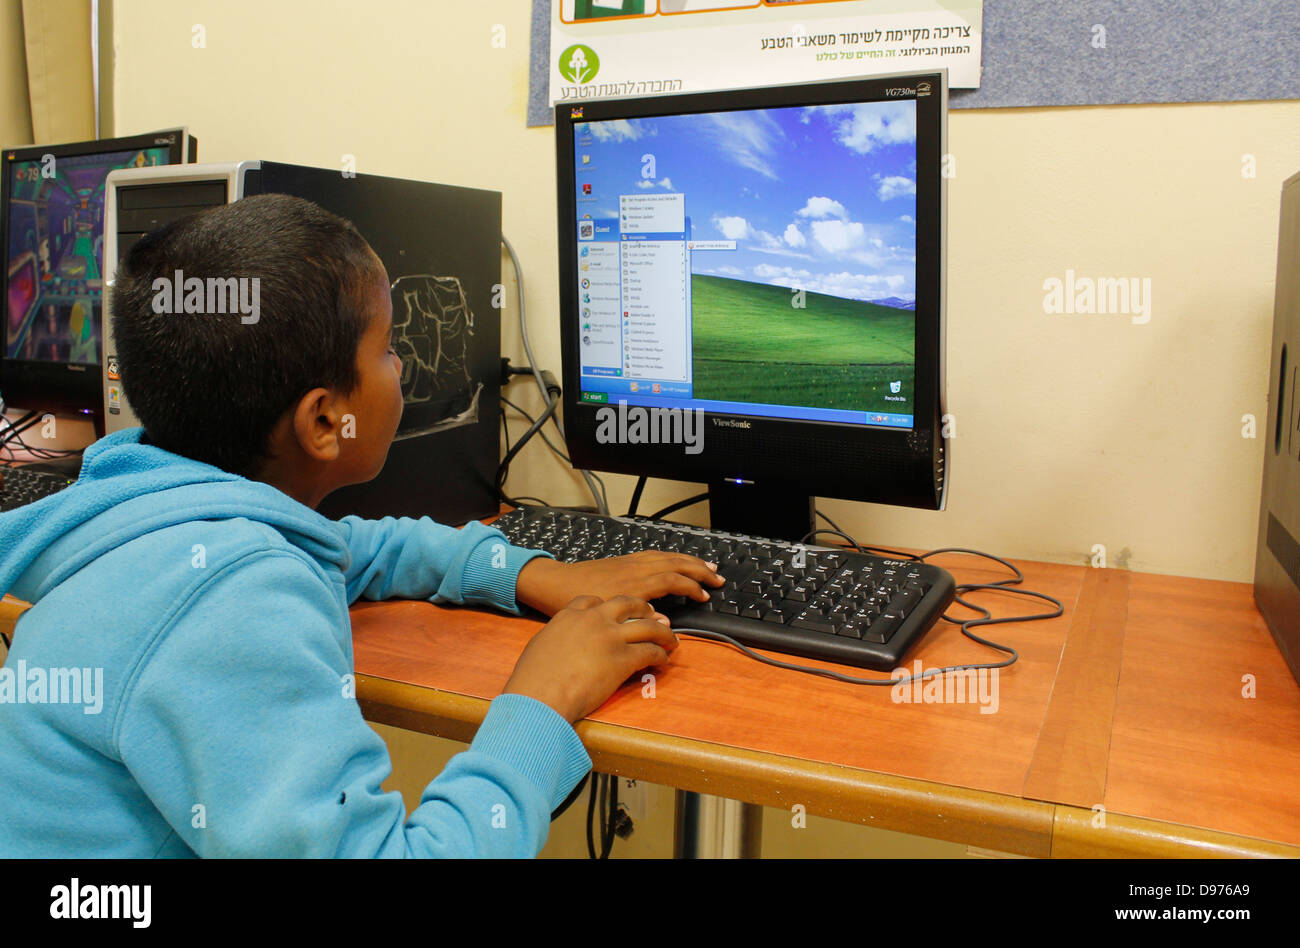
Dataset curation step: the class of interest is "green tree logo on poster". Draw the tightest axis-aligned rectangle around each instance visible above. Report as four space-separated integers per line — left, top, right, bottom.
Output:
559 44 600 84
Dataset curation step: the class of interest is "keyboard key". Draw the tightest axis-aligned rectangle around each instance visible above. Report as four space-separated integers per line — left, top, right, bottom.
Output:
791 615 839 635
884 587 921 617
862 614 901 644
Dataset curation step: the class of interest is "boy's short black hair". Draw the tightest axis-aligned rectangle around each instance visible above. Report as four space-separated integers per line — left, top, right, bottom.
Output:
112 193 382 476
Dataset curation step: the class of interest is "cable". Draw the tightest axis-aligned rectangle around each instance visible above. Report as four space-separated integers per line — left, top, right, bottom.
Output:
497 401 609 511
800 527 864 553
0 408 84 462
501 395 572 463
499 394 610 509
672 522 1063 685
502 235 608 515
674 579 1061 686
551 772 589 821
627 476 647 517
814 507 847 536
804 523 919 561
647 492 709 521
586 774 599 859
496 390 560 505
604 774 618 858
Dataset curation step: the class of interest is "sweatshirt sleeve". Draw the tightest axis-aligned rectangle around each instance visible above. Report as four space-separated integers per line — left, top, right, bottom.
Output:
335 515 553 615
115 552 591 858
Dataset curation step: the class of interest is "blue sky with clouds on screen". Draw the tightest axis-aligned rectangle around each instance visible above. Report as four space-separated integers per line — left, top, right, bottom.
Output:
577 101 918 303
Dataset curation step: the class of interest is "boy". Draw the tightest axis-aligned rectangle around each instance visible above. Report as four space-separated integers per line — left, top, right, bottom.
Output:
0 195 723 857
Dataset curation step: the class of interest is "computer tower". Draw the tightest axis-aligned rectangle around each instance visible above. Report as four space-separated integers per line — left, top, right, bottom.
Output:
1255 169 1300 687
101 161 502 526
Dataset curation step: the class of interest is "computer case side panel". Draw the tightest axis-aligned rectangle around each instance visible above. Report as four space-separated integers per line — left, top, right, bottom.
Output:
257 164 503 526
1254 170 1300 687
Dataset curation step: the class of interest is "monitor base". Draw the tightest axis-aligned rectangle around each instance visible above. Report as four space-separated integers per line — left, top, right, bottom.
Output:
707 479 815 544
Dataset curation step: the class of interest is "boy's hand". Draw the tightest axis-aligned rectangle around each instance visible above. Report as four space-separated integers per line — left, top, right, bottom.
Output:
504 595 680 723
514 552 725 618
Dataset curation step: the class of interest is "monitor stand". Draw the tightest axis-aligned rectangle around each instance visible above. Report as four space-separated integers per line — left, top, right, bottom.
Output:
707 478 815 543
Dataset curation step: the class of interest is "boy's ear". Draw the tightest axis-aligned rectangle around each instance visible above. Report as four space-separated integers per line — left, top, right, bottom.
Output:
291 387 346 461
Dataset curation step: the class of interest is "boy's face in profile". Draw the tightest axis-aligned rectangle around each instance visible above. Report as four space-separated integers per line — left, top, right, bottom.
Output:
343 252 405 483
252 246 404 508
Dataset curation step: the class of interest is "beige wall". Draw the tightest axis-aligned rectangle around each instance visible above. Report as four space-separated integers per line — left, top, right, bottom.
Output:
110 0 1300 585
0 0 33 146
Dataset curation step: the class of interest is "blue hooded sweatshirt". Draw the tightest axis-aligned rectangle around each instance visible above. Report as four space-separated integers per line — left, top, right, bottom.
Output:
0 427 591 857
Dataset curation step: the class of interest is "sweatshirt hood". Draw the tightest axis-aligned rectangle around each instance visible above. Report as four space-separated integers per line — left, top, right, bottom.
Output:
0 427 350 604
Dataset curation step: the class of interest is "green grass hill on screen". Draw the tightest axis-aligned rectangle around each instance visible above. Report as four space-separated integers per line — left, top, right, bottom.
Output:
689 273 915 413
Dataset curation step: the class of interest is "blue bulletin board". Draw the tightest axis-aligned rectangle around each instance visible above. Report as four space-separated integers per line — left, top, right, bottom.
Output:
528 0 1300 126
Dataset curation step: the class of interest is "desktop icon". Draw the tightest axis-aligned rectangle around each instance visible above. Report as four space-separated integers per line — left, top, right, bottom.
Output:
889 380 901 393
582 183 592 195
582 155 591 164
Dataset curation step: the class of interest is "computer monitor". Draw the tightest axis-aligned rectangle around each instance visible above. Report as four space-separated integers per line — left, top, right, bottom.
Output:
555 72 947 541
1 129 195 425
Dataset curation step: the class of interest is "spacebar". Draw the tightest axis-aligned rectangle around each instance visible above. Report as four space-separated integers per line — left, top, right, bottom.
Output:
790 616 838 634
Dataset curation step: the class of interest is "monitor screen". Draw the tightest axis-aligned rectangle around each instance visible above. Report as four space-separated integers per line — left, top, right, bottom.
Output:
571 100 918 430
4 145 173 367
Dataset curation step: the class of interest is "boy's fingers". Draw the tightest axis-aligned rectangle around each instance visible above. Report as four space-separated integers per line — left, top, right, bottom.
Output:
658 553 726 585
648 571 713 602
597 595 655 624
619 618 679 654
627 642 672 671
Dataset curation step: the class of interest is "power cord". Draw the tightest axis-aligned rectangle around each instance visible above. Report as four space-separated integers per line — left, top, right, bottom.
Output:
496 373 562 507
584 772 623 859
498 391 609 511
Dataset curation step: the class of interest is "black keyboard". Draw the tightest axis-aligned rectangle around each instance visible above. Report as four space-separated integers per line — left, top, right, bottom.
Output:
495 506 957 671
0 464 76 511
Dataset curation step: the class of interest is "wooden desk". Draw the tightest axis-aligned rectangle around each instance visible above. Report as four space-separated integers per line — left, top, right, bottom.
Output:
5 549 1298 857
350 553 1300 859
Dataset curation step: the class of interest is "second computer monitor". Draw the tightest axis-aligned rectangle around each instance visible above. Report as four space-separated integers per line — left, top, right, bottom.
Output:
1 128 194 421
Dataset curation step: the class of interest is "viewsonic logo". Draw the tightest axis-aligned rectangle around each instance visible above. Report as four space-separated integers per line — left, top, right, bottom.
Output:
712 418 752 429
